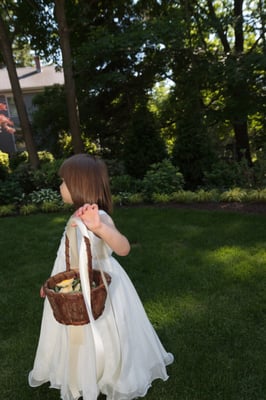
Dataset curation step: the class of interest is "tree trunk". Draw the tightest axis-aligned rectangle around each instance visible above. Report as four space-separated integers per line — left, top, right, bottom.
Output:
232 120 252 165
231 0 252 165
229 77 252 165
54 0 84 154
208 0 252 166
0 13 39 168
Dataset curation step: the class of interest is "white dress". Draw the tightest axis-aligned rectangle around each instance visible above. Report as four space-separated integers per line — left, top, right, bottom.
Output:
28 211 174 400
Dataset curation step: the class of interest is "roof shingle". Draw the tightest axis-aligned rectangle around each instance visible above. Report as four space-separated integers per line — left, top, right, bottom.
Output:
0 64 64 94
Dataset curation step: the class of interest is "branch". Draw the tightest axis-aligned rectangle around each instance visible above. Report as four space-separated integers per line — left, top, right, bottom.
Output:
207 0 231 53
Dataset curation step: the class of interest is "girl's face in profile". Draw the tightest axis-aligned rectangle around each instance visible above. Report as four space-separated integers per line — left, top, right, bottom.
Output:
60 180 73 204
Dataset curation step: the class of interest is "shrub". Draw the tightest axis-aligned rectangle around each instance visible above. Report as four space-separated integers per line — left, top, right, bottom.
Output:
38 150 54 163
170 190 197 203
19 204 38 216
40 201 61 213
128 193 144 204
0 204 16 217
61 203 74 213
8 151 28 170
245 189 266 202
28 188 61 205
252 158 266 187
152 193 171 203
9 150 54 171
194 189 220 202
142 159 184 199
0 151 10 180
114 192 133 205
220 188 248 202
123 105 167 179
204 159 255 189
31 85 69 157
10 163 35 194
110 174 142 195
112 194 122 206
0 179 24 205
32 158 63 190
105 159 126 177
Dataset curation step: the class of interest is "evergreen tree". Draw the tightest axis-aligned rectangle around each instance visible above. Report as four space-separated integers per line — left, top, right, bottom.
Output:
124 103 167 178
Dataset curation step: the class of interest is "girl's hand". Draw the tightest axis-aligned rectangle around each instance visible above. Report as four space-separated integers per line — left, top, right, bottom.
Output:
74 203 101 232
40 286 46 298
75 203 130 256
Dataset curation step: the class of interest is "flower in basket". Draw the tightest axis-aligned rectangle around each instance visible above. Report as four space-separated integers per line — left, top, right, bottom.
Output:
54 278 81 293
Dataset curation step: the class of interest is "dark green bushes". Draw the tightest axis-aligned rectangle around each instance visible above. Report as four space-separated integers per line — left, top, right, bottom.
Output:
142 159 184 198
0 151 62 210
1 150 266 217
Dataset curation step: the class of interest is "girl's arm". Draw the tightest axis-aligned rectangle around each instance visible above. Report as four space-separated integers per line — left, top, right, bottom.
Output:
75 203 130 256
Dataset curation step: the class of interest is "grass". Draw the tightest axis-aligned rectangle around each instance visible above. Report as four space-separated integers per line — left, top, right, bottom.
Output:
0 207 266 400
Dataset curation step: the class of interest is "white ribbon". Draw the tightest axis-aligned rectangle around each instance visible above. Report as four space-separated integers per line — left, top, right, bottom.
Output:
71 217 105 381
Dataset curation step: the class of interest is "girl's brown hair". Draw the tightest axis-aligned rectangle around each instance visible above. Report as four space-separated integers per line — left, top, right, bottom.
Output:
59 154 113 214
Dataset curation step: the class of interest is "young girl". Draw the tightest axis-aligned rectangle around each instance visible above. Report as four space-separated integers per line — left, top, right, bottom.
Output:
29 154 174 400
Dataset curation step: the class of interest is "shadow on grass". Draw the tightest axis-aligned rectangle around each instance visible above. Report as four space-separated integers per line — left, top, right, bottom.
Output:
117 207 266 400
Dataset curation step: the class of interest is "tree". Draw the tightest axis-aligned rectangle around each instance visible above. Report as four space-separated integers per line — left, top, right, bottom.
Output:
123 103 167 178
149 0 265 186
206 0 252 164
54 0 84 154
2 0 264 184
31 85 69 157
0 7 39 168
0 0 84 163
63 0 167 158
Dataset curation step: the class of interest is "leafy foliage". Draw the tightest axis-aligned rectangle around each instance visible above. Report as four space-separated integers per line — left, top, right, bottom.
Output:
28 188 62 205
0 151 10 180
32 86 69 157
0 204 16 216
19 203 38 216
203 158 255 189
32 158 63 191
110 174 142 195
220 188 248 202
123 105 167 178
1 1 266 185
142 159 184 199
0 179 24 205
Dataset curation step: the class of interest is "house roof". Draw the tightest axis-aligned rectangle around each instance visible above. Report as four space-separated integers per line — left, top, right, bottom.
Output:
0 64 64 95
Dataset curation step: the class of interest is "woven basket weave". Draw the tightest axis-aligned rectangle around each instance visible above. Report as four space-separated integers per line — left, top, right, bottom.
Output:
44 231 111 325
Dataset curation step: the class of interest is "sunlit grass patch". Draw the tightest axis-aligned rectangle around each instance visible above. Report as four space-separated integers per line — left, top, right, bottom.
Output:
205 245 266 281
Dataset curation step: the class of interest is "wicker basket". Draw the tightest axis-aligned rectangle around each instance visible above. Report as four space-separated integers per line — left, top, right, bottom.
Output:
44 232 111 325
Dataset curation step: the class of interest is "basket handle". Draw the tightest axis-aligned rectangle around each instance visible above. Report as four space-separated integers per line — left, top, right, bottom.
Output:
65 221 93 286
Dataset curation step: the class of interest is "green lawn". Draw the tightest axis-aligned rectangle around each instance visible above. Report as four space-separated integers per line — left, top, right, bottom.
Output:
1 207 266 400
